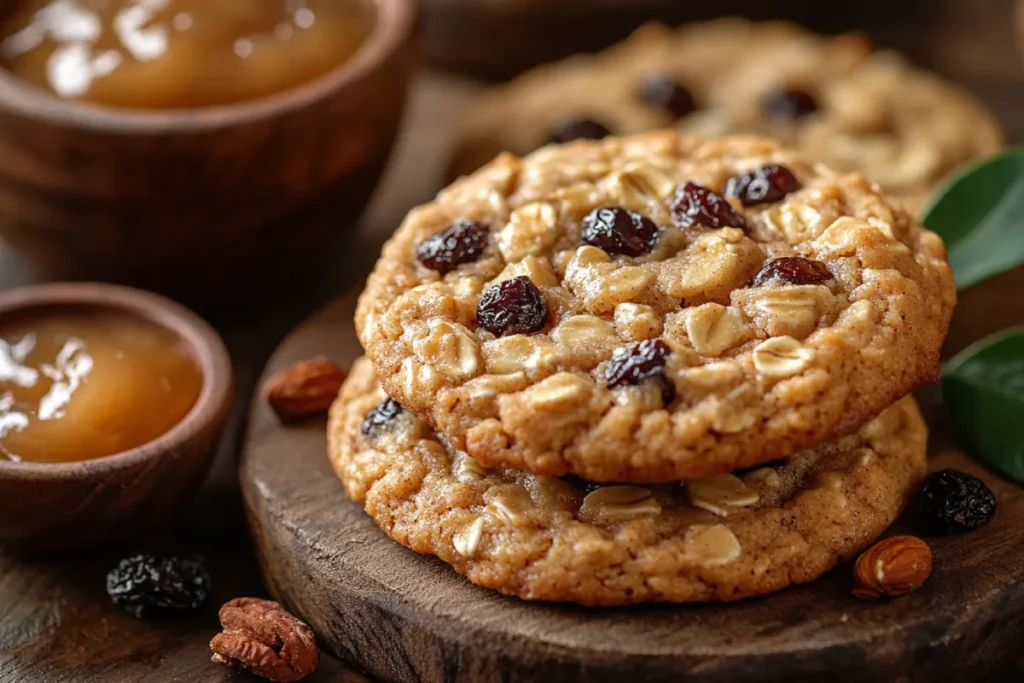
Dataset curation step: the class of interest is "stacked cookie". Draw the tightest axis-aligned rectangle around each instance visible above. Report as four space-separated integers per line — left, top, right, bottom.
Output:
330 131 956 605
451 19 1003 215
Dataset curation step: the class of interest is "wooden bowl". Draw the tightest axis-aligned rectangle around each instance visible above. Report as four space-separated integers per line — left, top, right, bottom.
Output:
0 282 233 551
0 0 416 306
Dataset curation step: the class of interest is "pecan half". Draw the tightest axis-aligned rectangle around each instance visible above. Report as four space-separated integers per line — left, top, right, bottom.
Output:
264 357 347 422
210 597 319 682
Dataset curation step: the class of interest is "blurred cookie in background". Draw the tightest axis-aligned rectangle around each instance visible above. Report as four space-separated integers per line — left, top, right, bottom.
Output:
450 19 1003 214
420 0 924 80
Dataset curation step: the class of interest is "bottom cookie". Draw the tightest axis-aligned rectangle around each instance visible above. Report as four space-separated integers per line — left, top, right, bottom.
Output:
329 358 927 605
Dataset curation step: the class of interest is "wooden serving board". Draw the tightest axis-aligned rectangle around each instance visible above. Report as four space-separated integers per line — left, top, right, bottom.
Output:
239 289 1024 683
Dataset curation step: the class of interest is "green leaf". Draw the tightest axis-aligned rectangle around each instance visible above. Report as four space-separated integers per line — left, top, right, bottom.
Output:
943 327 1024 482
922 150 1024 291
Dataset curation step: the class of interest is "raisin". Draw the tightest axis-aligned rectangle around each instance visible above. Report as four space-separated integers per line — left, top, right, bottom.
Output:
725 164 801 206
361 398 404 436
550 118 612 144
917 469 997 535
670 182 747 230
638 74 696 118
605 339 675 404
477 276 549 337
581 206 660 256
106 554 211 619
750 257 834 287
417 219 489 275
764 88 819 122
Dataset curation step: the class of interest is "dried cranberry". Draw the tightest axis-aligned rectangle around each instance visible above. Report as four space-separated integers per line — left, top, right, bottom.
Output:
670 182 747 230
725 164 801 206
763 88 819 122
750 257 834 287
361 398 404 436
581 206 660 256
477 276 549 337
605 339 675 404
417 220 489 275
550 119 612 144
917 469 997 535
106 554 211 620
638 74 696 118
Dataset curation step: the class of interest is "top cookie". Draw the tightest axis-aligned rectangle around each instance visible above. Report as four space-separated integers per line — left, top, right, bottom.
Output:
356 132 955 482
451 19 1003 214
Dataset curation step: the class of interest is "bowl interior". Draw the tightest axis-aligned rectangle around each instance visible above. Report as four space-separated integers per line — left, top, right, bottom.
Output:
0 283 232 477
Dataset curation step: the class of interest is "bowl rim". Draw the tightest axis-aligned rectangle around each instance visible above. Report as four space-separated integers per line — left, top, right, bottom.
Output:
0 0 417 133
0 282 233 480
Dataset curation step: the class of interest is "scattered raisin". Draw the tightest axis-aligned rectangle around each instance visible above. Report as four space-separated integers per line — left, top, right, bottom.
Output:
605 339 675 404
638 74 696 118
725 164 801 206
417 219 489 275
670 182 747 230
106 554 211 619
750 257 834 287
477 276 549 337
917 469 997 535
764 88 819 122
581 206 660 256
550 118 612 144
361 398 404 436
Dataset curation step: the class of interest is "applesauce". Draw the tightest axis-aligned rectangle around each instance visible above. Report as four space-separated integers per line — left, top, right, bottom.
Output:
0 0 373 109
0 311 202 463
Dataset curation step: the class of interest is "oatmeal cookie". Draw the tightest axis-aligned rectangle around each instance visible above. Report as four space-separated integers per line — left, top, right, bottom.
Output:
451 19 1003 214
329 358 928 605
356 133 954 481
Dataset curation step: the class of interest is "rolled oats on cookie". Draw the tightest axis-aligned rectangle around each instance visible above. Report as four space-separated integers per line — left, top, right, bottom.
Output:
451 19 1003 214
328 358 927 605
356 132 955 482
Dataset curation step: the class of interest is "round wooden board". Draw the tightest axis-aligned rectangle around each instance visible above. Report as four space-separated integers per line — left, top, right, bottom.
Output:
240 289 1024 683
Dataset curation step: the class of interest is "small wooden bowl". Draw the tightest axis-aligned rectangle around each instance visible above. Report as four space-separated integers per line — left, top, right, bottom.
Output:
0 282 233 551
0 0 416 305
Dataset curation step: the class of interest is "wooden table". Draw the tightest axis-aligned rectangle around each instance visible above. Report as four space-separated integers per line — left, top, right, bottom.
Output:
2 8 1024 678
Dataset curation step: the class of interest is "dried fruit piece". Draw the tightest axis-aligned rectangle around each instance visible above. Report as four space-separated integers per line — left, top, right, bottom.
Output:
725 164 801 206
361 398 404 436
210 597 319 683
750 257 834 287
416 219 490 275
671 182 747 230
764 87 819 122
550 118 612 144
852 536 932 600
106 554 211 619
638 74 696 117
917 469 997 535
477 276 549 337
581 206 660 256
264 358 347 422
605 339 675 404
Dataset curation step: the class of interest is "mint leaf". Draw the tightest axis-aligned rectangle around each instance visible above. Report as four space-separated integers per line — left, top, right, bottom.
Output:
922 150 1024 291
943 328 1024 482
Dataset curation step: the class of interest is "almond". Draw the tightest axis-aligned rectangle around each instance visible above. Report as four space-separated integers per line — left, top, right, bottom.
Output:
852 535 932 600
264 357 347 422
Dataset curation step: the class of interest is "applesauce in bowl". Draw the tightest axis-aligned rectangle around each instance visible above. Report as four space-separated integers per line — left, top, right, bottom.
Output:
0 311 203 463
0 282 233 549
0 0 373 108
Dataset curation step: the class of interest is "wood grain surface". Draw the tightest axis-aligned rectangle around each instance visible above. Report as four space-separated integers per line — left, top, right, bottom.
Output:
2 2 1024 677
